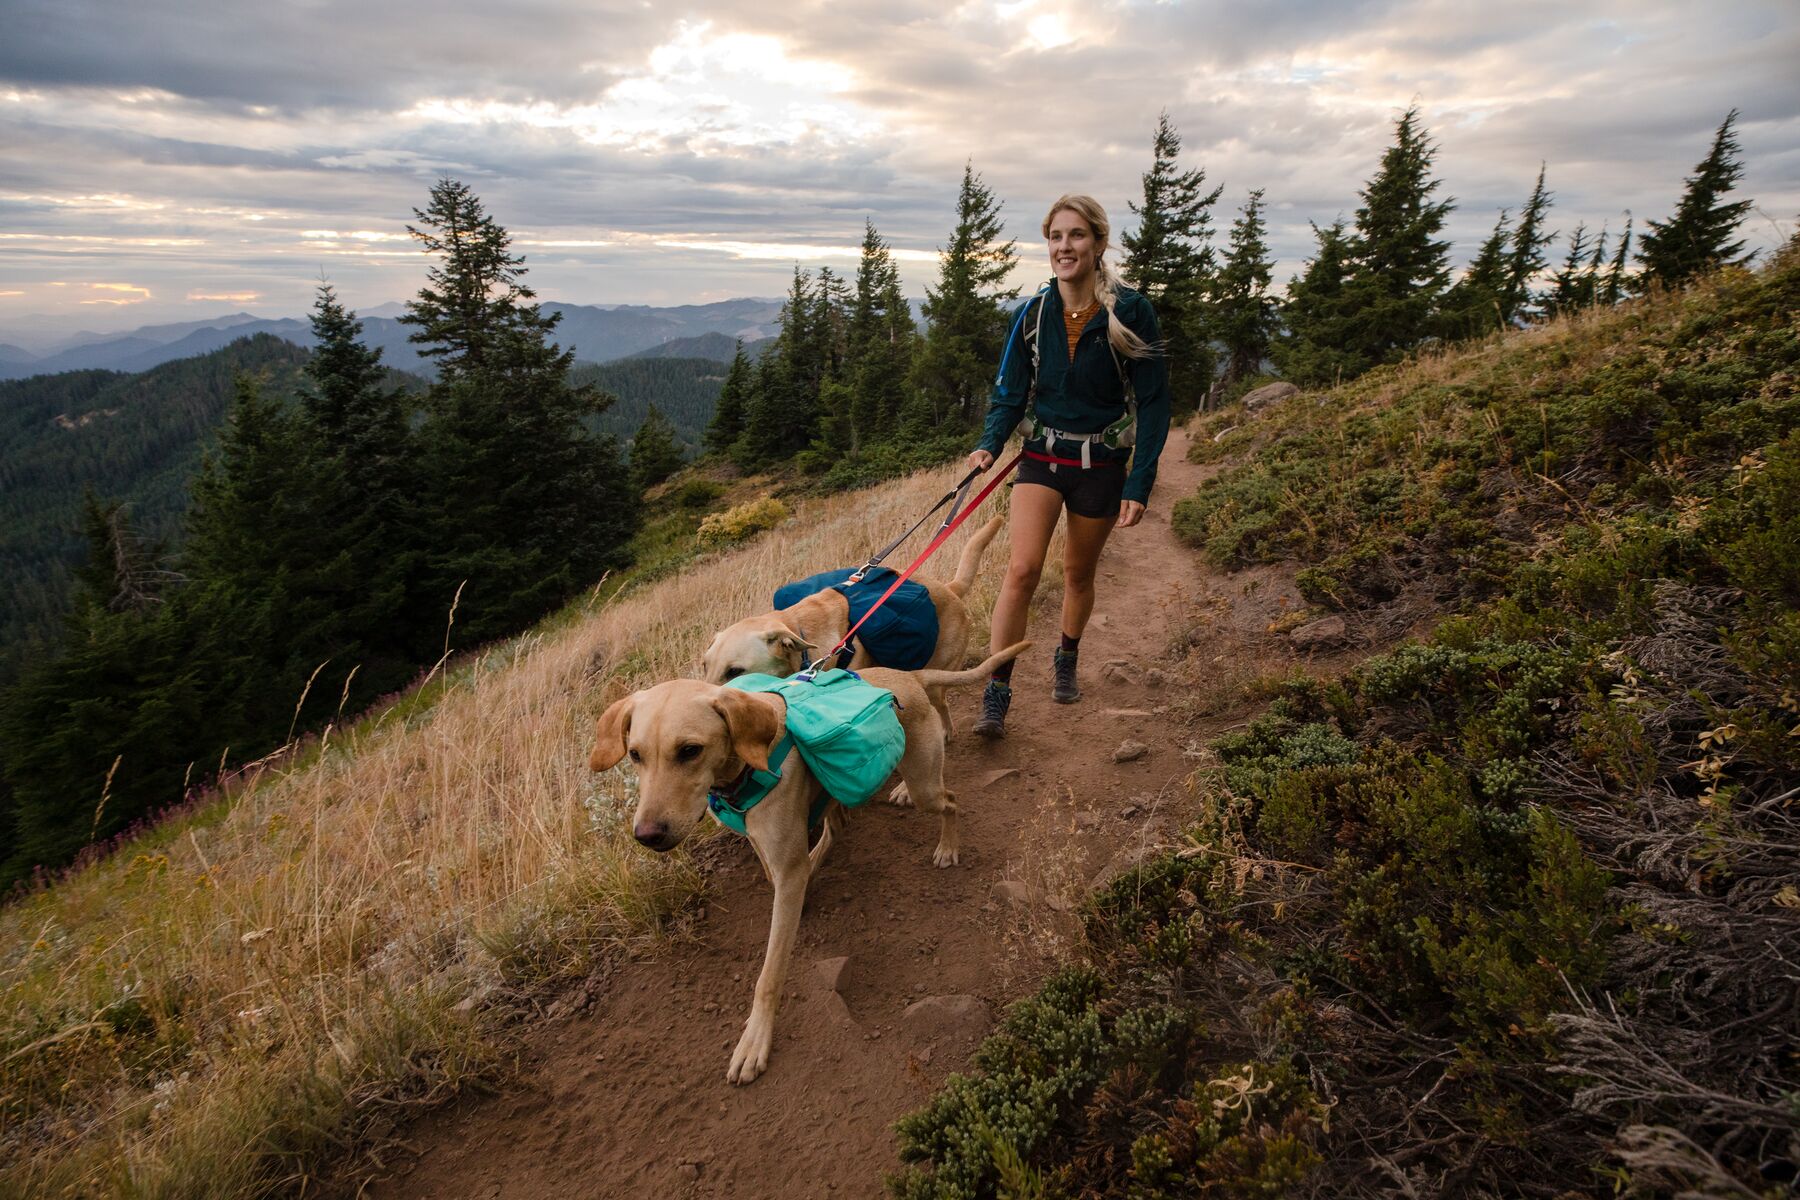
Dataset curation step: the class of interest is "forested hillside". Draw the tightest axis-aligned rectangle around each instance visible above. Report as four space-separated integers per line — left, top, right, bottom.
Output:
571 356 725 453
0 335 311 685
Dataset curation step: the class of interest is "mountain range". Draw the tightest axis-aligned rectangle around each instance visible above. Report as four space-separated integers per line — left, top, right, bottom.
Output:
0 299 784 381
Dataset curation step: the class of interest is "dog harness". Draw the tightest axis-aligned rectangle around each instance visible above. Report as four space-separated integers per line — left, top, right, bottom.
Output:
772 567 940 672
706 668 906 835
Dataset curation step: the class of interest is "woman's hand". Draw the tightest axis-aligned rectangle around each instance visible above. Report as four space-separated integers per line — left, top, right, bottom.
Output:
1117 500 1146 528
965 448 994 473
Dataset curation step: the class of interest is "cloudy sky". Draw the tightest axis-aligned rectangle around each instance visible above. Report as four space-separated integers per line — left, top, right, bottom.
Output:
2 0 1796 340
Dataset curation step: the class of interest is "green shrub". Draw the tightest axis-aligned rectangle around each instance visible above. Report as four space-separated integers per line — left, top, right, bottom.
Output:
670 478 726 510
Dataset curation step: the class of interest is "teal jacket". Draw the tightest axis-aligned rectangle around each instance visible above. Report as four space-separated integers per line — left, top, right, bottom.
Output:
976 282 1173 505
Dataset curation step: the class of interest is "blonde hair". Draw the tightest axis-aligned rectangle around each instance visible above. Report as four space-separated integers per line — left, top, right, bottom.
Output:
1042 193 1153 359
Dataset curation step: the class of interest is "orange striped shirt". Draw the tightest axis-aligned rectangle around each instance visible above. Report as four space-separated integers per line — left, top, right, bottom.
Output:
1063 299 1099 360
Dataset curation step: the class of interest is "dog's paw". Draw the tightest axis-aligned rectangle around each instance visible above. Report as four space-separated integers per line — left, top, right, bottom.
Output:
727 1023 772 1085
932 842 960 868
887 782 914 808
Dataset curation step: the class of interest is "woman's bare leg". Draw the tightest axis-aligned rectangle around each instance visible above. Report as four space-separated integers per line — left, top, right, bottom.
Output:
989 483 1064 654
1059 509 1120 640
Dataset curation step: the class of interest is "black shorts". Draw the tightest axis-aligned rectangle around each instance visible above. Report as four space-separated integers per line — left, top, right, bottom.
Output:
1014 455 1127 519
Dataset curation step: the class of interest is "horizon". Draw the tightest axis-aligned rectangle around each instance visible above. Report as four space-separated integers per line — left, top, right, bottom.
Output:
3 2 1797 332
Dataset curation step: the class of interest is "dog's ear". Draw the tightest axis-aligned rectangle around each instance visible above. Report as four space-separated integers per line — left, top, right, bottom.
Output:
589 694 636 771
763 623 816 654
711 688 783 772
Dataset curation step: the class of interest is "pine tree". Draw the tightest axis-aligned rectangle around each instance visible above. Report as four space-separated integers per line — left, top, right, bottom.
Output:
1122 112 1222 406
404 179 637 643
1438 210 1512 340
1209 190 1278 394
630 405 685 491
704 341 751 454
1273 219 1359 386
1638 109 1754 290
1503 164 1555 322
847 220 917 450
913 162 1018 431
1546 223 1595 315
738 268 816 465
1338 105 1454 375
400 179 564 382
1602 217 1634 306
297 284 420 677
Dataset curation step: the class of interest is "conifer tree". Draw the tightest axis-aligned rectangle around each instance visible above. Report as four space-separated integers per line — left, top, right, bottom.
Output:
704 341 751 454
400 179 563 382
1638 109 1753 290
1122 112 1222 406
297 284 419 677
1602 217 1634 306
1438 210 1512 339
738 268 816 464
404 179 636 642
1547 223 1600 315
1273 219 1359 387
847 220 916 449
1503 164 1555 321
1209 190 1278 394
1338 105 1454 375
629 405 685 491
913 162 1018 431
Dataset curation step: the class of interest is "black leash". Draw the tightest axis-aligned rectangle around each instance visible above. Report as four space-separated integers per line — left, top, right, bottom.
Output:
846 465 984 583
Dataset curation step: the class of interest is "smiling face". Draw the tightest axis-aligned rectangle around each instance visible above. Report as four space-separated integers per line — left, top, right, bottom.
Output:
1046 206 1100 290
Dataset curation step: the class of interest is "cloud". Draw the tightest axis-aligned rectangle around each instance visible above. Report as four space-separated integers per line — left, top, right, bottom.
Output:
1 0 1795 330
187 290 260 302
77 282 152 305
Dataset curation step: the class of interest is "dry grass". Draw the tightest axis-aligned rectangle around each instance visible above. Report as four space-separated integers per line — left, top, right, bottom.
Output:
0 457 1041 1198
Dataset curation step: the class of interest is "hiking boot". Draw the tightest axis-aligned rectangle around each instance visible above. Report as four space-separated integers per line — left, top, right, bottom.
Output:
973 681 1012 739
1052 649 1081 704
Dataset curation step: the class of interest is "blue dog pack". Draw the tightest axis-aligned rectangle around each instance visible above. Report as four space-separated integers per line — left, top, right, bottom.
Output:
771 567 940 671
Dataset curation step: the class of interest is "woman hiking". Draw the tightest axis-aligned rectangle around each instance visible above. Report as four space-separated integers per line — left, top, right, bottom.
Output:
964 193 1172 738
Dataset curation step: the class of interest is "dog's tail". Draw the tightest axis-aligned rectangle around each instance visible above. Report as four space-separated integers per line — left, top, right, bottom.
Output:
946 514 1005 599
916 640 1031 691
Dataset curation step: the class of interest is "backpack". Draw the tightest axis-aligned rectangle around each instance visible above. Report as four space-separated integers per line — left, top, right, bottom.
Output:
1017 283 1138 454
772 567 940 671
708 668 906 834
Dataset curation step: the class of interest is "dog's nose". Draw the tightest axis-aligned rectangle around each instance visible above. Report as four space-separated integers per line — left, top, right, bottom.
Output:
633 821 674 851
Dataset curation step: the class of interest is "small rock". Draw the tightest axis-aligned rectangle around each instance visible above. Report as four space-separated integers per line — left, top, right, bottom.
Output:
1101 659 1140 685
990 880 1042 907
1113 739 1149 763
900 994 989 1047
981 768 1020 787
452 983 495 1015
1093 614 1110 628
1143 668 1168 689
1075 811 1102 832
810 955 850 994
1290 615 1348 649
679 1162 701 1181
1120 802 1143 819
701 1001 719 1014
1242 381 1300 412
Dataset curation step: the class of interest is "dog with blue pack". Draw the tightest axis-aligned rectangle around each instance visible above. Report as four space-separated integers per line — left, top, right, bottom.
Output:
589 640 1029 1085
700 515 1004 741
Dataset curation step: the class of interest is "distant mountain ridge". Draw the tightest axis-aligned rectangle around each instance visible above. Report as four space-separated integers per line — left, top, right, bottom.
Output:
0 298 786 381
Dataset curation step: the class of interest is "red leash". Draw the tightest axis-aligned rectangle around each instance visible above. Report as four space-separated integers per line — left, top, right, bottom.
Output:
812 452 1022 670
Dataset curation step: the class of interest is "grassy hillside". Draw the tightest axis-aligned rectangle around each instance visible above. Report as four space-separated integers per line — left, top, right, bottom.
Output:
892 248 1799 1196
0 461 1018 1198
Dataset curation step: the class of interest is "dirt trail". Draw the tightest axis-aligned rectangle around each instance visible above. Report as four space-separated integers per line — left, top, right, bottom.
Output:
369 427 1255 1199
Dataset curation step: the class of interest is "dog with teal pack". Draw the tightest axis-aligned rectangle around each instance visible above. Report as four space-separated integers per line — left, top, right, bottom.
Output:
589 640 1029 1085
